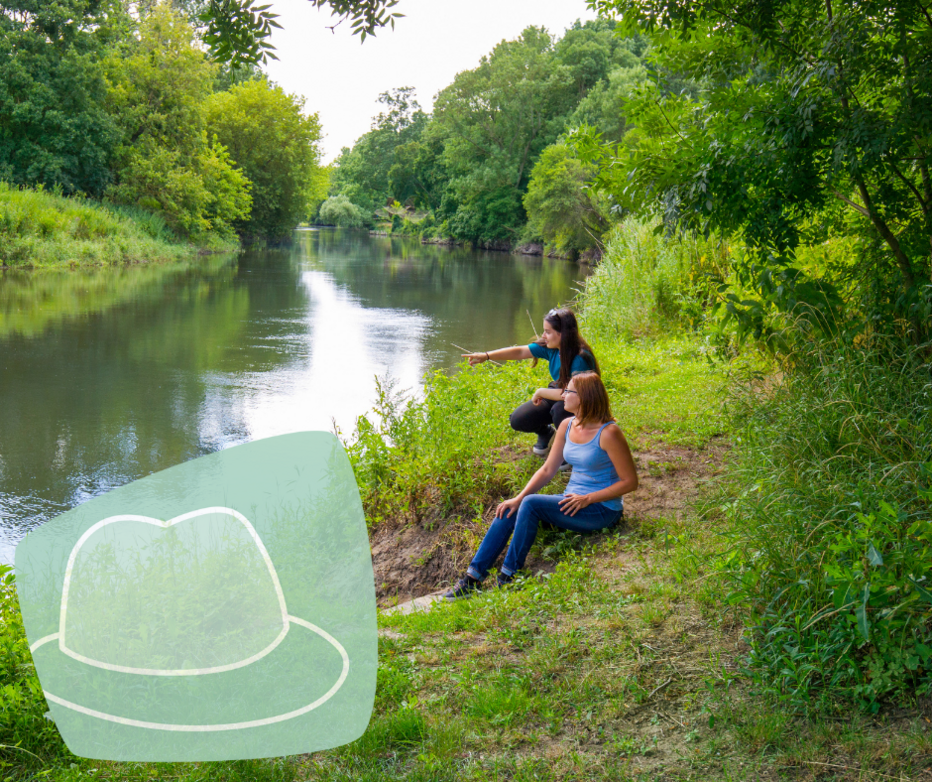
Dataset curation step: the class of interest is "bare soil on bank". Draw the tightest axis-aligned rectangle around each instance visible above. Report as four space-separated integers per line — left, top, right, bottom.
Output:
370 439 728 607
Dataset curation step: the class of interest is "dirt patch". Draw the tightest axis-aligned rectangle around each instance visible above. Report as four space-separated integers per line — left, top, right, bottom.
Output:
369 439 728 607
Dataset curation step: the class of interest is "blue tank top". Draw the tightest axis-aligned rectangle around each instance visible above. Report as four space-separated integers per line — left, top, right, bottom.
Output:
563 418 623 511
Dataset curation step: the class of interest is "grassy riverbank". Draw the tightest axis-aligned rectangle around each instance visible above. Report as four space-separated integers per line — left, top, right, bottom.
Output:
4 330 929 780
3 219 931 780
0 184 234 269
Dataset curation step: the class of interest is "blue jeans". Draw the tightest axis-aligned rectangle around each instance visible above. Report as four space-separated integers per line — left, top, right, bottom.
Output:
467 494 623 580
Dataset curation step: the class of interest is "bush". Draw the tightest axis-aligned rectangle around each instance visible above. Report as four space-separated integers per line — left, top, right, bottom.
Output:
579 217 732 340
318 195 367 229
0 182 195 267
720 333 932 709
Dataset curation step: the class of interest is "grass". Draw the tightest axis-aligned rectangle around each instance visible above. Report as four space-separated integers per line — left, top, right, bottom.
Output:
3 216 930 780
343 334 727 531
0 183 235 268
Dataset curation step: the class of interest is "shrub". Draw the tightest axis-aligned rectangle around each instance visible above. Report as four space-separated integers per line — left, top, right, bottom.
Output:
720 333 932 709
580 217 732 340
318 195 367 229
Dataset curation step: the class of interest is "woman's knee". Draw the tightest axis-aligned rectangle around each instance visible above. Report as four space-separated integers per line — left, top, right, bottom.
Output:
510 401 547 432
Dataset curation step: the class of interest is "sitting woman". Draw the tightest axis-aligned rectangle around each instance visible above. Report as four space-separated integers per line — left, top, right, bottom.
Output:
463 308 599 460
444 371 637 599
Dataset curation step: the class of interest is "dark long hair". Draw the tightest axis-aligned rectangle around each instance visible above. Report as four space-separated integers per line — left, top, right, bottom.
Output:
538 308 600 388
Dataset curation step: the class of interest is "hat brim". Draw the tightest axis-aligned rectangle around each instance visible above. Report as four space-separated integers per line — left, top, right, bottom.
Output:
32 615 348 731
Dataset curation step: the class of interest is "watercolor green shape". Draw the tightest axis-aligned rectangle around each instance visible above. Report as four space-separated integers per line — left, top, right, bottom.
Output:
15 432 376 761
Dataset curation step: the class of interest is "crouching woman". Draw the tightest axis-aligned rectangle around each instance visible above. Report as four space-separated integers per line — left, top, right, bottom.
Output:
445 371 638 599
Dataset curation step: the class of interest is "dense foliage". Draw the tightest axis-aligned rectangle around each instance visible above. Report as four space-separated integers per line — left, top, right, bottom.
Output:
1 1 325 250
204 79 325 239
575 0 932 343
328 20 649 251
567 0 932 709
0 0 122 196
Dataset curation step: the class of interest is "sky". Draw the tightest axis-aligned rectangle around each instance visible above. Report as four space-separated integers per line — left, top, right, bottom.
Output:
264 0 599 162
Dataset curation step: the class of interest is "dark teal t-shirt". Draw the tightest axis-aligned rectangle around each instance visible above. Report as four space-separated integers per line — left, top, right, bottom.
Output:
528 343 594 382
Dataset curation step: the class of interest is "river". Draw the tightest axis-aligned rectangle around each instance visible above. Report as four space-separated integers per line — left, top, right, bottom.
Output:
0 228 589 564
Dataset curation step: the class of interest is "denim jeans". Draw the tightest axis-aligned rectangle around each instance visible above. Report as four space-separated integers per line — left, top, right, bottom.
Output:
467 494 622 580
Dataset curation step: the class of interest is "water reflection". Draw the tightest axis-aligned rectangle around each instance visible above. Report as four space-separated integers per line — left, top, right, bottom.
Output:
0 229 587 562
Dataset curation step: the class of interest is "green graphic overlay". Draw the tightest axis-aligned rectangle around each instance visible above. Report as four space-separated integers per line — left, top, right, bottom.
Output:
15 432 377 761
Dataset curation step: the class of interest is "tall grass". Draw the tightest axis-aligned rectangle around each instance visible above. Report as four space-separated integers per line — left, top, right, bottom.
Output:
719 333 932 709
0 183 195 267
580 217 732 340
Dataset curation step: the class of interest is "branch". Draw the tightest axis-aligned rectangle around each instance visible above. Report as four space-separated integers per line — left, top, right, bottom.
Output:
919 2 932 28
653 98 687 141
831 190 869 217
889 158 930 215
854 172 916 287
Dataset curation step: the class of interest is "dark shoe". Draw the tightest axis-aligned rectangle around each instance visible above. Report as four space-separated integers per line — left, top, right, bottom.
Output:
557 459 572 472
443 574 481 600
532 425 556 457
496 572 514 588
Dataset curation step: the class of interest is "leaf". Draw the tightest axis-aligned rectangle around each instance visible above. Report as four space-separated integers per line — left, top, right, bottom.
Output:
908 577 932 605
855 584 870 641
866 542 883 567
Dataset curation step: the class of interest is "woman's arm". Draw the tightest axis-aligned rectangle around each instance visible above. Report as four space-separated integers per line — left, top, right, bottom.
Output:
495 419 569 517
558 425 638 515
531 386 564 405
463 345 533 366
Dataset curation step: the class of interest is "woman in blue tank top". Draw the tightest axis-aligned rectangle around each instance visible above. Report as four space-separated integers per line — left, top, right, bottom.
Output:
445 372 638 599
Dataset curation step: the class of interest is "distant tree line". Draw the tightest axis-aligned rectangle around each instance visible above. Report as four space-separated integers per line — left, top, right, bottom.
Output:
321 20 650 255
0 1 327 241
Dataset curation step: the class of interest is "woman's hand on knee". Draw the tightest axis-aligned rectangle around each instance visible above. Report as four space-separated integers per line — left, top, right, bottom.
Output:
531 388 547 406
558 493 591 517
496 497 522 518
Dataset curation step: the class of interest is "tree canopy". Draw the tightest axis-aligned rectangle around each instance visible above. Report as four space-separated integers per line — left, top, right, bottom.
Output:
575 0 932 340
205 78 324 239
328 20 645 249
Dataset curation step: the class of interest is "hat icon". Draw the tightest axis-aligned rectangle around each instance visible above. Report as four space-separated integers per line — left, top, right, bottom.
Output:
16 432 377 762
29 507 349 730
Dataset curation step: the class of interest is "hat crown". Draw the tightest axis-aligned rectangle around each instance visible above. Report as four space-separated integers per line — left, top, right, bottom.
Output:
61 509 286 673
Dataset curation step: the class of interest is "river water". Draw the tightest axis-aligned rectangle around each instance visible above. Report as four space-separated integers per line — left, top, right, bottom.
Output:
0 228 588 564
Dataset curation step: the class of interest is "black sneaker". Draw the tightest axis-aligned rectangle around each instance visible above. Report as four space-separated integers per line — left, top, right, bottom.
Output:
496 572 514 588
443 574 481 600
532 425 556 457
557 460 572 472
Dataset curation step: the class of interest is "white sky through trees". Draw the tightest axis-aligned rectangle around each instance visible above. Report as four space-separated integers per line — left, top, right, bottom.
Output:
264 0 597 162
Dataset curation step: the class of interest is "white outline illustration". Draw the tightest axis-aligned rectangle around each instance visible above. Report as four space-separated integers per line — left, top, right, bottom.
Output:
29 507 350 731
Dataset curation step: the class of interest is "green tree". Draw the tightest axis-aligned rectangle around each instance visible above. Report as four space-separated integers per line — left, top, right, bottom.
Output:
523 142 608 254
105 3 251 236
579 0 932 340
567 52 649 144
0 0 123 195
431 26 569 243
318 194 365 228
204 78 324 239
330 87 427 215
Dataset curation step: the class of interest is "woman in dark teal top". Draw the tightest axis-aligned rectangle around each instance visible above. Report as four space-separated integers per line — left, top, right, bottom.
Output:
463 308 600 459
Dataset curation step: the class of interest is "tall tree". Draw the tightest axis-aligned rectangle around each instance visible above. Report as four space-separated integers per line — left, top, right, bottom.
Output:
0 0 123 195
578 0 932 338
105 3 251 236
330 87 427 215
204 78 325 239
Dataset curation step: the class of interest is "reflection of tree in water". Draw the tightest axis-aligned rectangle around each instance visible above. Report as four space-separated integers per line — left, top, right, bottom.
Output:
294 229 589 364
0 253 309 544
0 254 237 339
